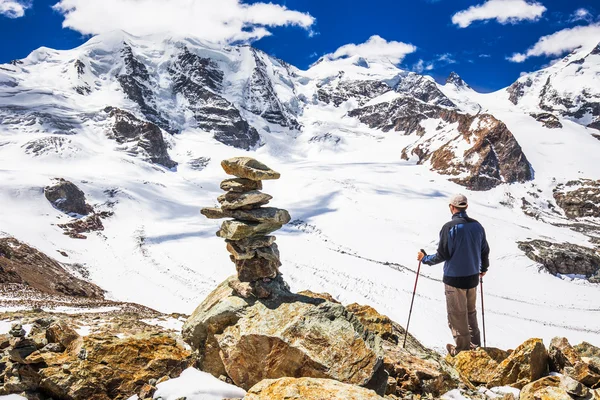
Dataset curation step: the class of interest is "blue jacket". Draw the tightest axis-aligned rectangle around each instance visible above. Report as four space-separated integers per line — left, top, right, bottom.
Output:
422 211 489 287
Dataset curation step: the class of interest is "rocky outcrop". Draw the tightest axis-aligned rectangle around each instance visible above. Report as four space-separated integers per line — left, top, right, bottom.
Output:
0 319 191 399
487 338 549 389
521 375 590 400
507 77 533 105
169 48 260 150
317 79 391 107
104 107 177 168
44 178 92 216
549 337 600 388
0 237 104 298
518 240 600 283
445 347 510 385
395 72 456 107
554 180 600 219
446 72 471 89
531 112 563 129
201 157 289 295
118 45 172 133
244 377 385 399
181 277 383 392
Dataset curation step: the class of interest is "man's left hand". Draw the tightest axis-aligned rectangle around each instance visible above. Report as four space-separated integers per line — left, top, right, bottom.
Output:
417 251 425 261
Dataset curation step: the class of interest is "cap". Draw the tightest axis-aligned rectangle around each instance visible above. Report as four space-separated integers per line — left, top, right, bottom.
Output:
449 193 468 208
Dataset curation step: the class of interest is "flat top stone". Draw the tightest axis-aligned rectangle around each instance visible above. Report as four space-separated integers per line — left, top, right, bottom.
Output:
221 157 281 181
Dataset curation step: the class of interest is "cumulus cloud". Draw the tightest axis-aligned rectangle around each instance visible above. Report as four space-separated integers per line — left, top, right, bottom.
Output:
412 53 456 73
508 22 600 62
413 60 434 73
323 35 417 64
0 0 31 18
452 0 546 28
52 0 315 43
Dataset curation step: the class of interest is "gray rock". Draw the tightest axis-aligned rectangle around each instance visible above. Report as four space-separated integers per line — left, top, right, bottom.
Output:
217 191 273 211
44 179 93 216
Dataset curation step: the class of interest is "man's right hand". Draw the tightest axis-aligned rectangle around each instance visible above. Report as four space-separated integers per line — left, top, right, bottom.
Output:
480 272 487 278
417 251 425 261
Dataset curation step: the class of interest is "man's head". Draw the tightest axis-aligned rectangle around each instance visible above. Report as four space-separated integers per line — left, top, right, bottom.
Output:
449 193 468 214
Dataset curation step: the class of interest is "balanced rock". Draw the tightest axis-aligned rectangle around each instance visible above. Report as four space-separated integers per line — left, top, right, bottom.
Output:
218 190 272 210
243 377 385 400
227 242 280 263
202 207 291 224
217 220 282 241
227 236 276 251
446 347 510 386
221 157 281 181
549 337 600 388
221 178 263 192
234 256 281 282
487 338 548 389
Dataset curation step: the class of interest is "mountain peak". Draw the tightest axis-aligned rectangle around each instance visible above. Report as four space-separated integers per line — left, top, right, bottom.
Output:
591 42 600 56
446 71 470 89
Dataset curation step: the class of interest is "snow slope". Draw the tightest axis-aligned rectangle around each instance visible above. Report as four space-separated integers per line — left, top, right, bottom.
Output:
0 32 599 354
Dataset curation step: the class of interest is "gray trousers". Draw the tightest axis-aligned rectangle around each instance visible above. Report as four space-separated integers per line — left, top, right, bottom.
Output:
444 284 481 351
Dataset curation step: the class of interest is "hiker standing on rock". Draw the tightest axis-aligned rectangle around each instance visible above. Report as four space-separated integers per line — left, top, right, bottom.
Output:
417 194 490 356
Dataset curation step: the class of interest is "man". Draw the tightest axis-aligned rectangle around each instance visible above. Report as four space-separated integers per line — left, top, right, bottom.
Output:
417 194 489 356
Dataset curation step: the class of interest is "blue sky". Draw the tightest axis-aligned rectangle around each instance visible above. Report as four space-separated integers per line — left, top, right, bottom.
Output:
1 0 599 92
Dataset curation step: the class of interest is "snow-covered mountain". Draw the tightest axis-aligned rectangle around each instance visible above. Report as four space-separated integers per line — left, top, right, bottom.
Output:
1 31 600 352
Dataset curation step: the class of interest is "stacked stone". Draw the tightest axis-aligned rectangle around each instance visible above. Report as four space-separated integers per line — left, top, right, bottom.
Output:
201 157 291 298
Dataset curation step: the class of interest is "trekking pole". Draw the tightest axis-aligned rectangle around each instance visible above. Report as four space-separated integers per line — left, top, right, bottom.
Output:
480 276 487 348
403 249 426 348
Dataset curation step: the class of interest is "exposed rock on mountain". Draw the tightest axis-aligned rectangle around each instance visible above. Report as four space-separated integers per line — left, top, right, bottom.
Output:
530 112 563 129
168 48 261 150
395 72 456 108
554 180 600 219
243 49 300 129
44 179 92 216
118 45 172 133
22 137 77 157
244 377 386 400
360 102 532 190
104 107 177 168
0 237 104 298
518 240 600 283
446 72 471 89
317 79 391 107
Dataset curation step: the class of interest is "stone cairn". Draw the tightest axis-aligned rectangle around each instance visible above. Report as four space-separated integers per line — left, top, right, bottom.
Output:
201 157 291 298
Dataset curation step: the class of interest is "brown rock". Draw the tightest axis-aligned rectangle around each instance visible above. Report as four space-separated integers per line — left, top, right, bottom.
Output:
574 341 600 359
227 242 280 263
487 338 548 389
228 278 254 299
139 383 156 399
347 303 397 344
221 178 263 192
521 376 562 400
532 386 573 400
46 321 83 355
221 157 281 181
521 375 588 400
216 300 382 390
228 236 276 250
218 190 272 210
446 347 510 385
38 334 190 400
297 290 340 304
243 377 385 400
217 220 282 241
549 337 600 388
235 256 281 282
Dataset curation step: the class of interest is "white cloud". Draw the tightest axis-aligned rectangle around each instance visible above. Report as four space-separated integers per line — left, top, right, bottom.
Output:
323 35 417 64
479 54 492 58
0 0 31 18
569 8 593 23
452 0 546 28
52 0 315 43
413 59 434 73
412 53 456 73
508 22 600 62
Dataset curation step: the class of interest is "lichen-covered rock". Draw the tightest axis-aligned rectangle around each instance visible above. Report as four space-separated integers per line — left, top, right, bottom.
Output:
44 178 93 216
217 220 282 241
520 375 589 400
220 178 263 193
243 377 385 400
346 303 397 344
445 347 510 385
487 338 548 389
46 320 83 355
221 157 281 181
202 207 291 225
234 256 281 282
549 337 600 388
217 300 382 390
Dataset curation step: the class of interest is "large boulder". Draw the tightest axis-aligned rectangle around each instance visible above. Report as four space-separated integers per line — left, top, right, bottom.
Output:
554 180 600 219
445 347 510 385
487 338 549 389
549 337 600 388
243 377 385 400
182 276 383 392
44 178 93 216
521 375 589 400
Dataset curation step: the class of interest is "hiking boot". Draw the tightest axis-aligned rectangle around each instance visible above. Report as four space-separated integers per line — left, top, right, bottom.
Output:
446 343 458 357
